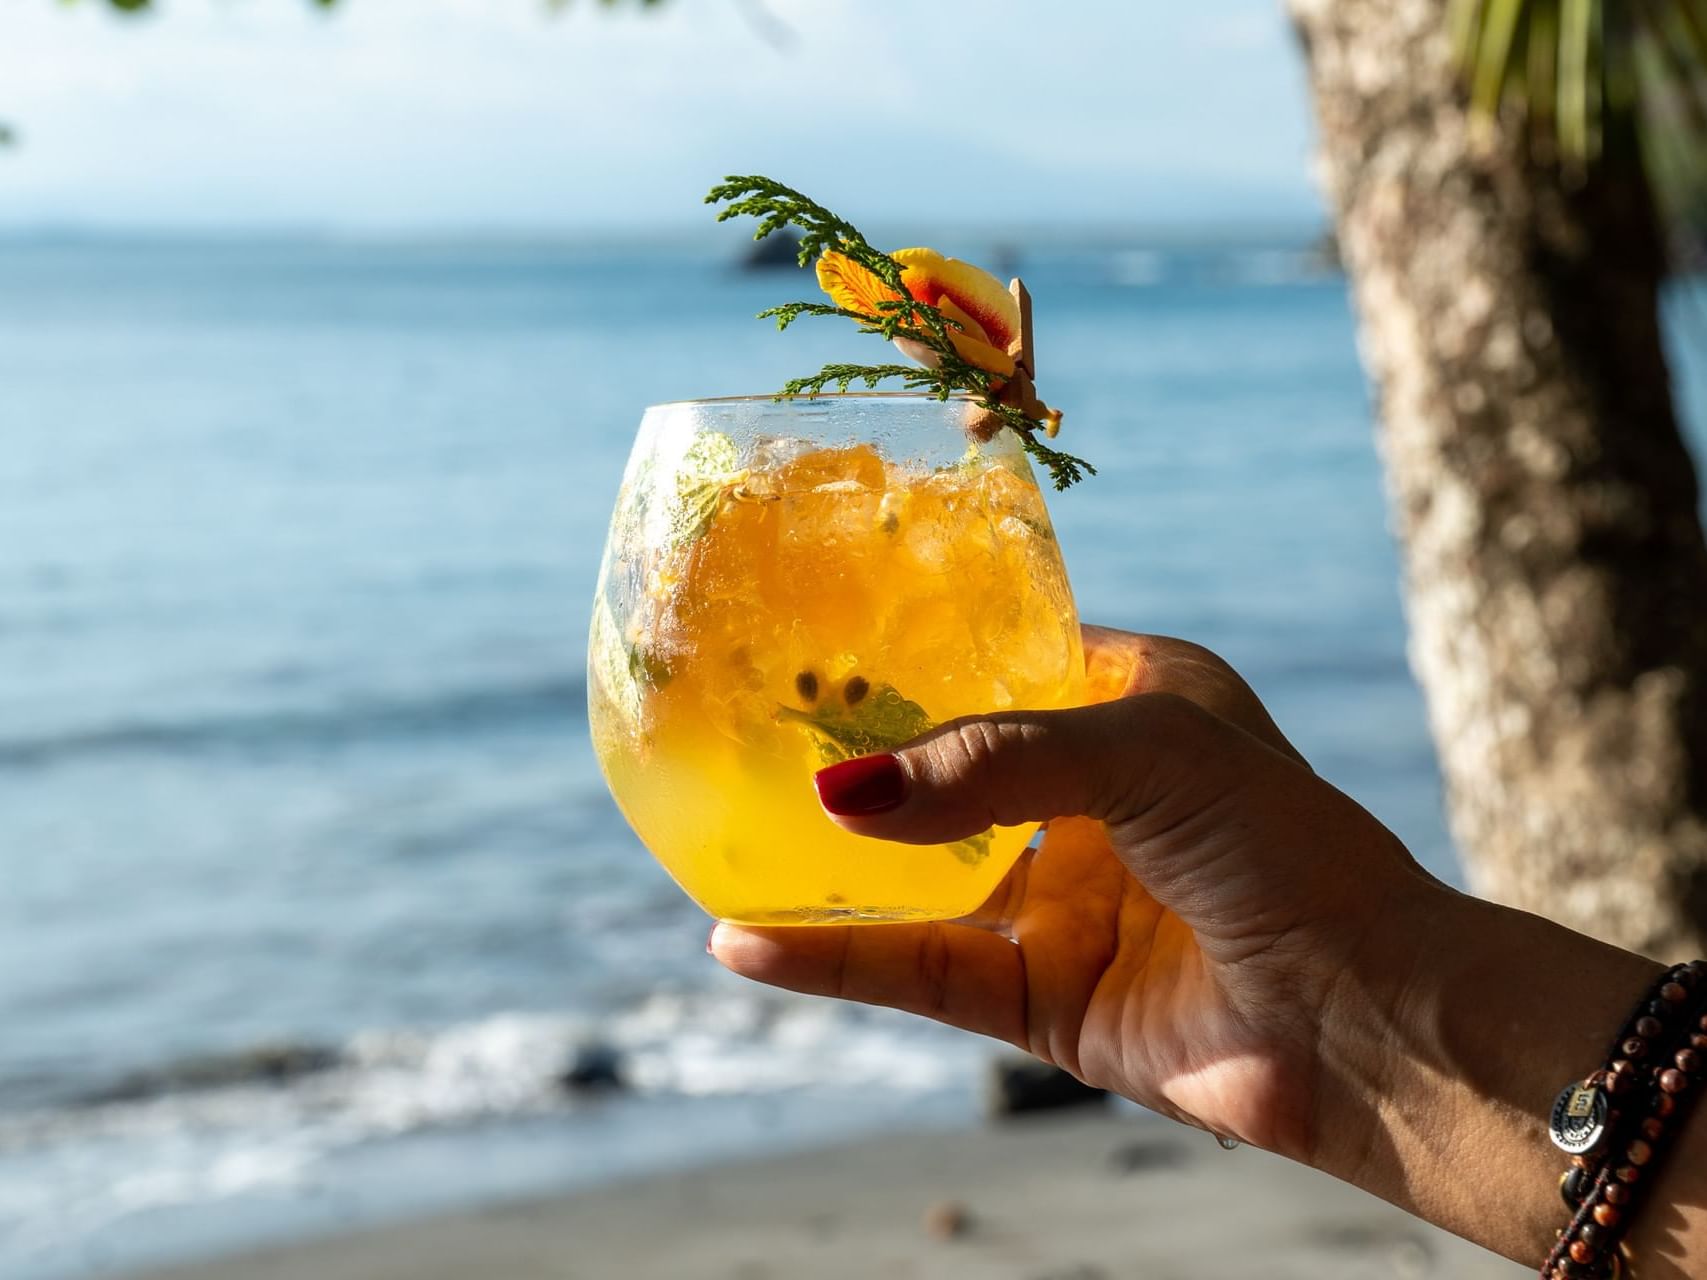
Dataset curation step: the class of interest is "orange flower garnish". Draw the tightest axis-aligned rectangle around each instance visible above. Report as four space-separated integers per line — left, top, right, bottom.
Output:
707 175 1092 487
815 251 903 326
815 248 1018 382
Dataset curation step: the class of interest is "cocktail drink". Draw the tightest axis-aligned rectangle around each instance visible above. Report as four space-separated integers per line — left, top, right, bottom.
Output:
589 394 1083 925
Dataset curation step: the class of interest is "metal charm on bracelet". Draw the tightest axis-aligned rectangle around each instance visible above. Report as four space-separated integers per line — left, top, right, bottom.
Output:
1549 1080 1612 1156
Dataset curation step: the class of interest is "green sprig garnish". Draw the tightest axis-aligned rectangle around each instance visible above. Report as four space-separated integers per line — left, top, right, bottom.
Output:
706 175 1095 491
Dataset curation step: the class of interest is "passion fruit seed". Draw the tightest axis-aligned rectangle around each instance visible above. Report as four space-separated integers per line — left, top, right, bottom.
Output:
795 670 820 703
844 675 870 706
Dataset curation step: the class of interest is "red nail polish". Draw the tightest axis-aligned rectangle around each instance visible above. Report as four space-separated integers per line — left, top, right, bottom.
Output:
814 753 907 816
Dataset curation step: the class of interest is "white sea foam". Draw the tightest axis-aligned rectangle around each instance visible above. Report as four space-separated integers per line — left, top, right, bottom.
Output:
0 989 977 1271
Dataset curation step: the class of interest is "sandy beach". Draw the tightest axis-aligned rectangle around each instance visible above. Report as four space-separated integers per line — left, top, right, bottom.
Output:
131 1111 1525 1280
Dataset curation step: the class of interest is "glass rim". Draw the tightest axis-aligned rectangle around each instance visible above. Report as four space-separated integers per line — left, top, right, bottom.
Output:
643 391 976 411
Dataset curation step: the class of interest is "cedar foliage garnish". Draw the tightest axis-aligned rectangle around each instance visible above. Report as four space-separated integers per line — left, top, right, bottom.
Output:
706 176 1095 491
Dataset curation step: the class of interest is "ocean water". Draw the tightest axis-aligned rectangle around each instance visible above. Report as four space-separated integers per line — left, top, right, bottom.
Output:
2 235 1699 1278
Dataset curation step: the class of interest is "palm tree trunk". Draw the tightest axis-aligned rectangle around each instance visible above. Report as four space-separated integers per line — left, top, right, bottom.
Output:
1287 0 1707 959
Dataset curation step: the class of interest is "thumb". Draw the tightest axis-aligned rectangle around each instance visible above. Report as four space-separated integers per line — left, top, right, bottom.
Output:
812 693 1220 847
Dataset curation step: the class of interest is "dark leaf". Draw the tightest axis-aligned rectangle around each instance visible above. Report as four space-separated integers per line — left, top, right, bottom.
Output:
777 683 936 764
778 683 996 866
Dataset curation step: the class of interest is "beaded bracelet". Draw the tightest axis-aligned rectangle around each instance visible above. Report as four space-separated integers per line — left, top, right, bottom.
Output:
1554 963 1707 1203
1542 960 1707 1279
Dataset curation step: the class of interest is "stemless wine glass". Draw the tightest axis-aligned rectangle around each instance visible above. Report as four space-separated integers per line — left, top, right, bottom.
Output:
588 393 1083 926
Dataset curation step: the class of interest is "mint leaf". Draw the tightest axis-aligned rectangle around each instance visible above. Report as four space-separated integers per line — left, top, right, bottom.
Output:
778 682 995 865
777 682 935 764
948 831 993 866
668 432 741 547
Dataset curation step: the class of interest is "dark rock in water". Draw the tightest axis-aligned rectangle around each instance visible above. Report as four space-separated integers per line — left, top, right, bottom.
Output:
740 229 808 272
238 1042 342 1083
560 1042 626 1093
981 1054 1108 1118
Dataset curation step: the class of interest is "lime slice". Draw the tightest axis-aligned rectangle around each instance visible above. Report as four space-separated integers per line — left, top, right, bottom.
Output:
589 593 648 739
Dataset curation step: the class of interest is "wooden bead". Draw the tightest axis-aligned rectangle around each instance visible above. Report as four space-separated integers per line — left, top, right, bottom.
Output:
1594 1203 1621 1228
1605 1181 1631 1205
1680 966 1701 989
1607 1068 1634 1094
1580 1222 1603 1247
1655 1091 1677 1117
1616 1163 1640 1183
1642 1116 1664 1140
1661 982 1688 1004
1622 1036 1648 1059
1571 1240 1596 1265
1562 1166 1591 1205
1661 1068 1689 1094
1691 1033 1707 1051
1637 1016 1665 1039
1697 1012 1707 1032
1676 1048 1701 1073
1627 1139 1653 1166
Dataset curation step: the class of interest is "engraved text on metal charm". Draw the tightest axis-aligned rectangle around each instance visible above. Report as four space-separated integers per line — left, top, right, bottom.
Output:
1550 1082 1610 1155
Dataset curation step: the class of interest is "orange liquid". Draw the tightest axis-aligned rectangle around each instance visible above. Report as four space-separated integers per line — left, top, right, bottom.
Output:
590 443 1082 924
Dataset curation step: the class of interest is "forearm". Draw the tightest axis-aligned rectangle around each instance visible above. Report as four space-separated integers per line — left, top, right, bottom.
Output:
1310 882 1707 1273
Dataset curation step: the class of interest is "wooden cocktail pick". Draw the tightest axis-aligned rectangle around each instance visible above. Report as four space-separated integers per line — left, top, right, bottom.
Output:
965 277 1061 443
1007 278 1035 378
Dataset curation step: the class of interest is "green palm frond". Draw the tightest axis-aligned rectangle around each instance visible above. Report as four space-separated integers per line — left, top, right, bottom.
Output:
1449 0 1707 239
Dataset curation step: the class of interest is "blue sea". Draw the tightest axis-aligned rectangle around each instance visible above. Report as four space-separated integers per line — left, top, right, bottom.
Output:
3 234 1700 1278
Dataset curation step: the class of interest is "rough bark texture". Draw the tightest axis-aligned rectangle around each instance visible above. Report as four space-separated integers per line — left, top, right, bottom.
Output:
1289 0 1707 959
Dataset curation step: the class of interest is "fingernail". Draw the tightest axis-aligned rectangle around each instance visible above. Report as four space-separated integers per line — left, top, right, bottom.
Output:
814 753 908 816
707 924 719 955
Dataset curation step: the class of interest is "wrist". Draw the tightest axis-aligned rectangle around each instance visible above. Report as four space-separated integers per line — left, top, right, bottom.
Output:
1301 870 1459 1178
1305 878 1667 1264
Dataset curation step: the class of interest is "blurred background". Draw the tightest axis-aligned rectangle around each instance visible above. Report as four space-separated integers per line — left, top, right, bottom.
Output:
3 2 1702 1277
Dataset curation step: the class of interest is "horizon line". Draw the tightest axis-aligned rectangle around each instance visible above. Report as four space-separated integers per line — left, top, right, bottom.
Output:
0 216 1335 249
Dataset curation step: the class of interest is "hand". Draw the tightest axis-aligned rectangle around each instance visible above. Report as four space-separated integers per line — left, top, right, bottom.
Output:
710 626 1443 1161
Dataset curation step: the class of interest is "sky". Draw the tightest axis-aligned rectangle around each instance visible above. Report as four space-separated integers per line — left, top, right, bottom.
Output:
0 0 1325 235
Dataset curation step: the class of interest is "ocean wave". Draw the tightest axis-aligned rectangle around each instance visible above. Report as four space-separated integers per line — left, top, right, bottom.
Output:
73 1043 346 1107
1215 246 1339 286
0 994 976 1269
0 990 971 1156
0 676 588 770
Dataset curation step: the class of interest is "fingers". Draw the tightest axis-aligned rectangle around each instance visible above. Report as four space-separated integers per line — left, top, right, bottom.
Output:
1081 627 1306 766
813 693 1219 847
709 920 1029 1049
